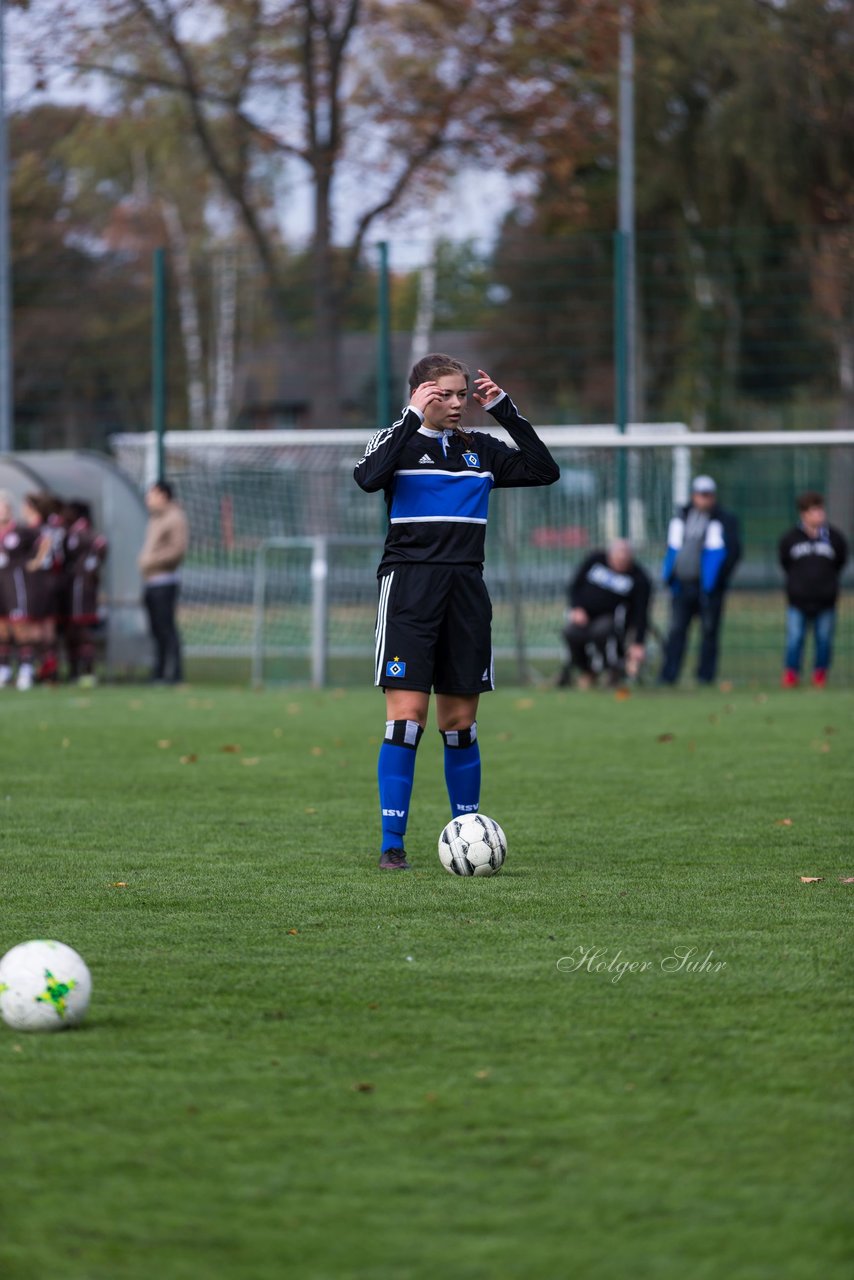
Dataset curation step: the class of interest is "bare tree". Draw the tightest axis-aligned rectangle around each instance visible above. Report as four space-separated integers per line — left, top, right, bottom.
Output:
161 199 208 429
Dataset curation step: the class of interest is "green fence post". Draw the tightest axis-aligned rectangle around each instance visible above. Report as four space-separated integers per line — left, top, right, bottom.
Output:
152 247 167 480
376 241 391 429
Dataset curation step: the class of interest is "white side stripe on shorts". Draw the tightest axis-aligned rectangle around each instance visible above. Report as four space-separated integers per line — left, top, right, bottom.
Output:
374 571 394 685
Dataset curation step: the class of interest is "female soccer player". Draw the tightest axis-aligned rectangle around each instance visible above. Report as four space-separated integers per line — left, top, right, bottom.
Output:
63 500 108 684
0 490 17 686
354 354 560 869
0 493 46 690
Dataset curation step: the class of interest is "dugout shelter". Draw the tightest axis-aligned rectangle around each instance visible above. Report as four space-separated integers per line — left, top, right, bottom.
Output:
0 451 149 674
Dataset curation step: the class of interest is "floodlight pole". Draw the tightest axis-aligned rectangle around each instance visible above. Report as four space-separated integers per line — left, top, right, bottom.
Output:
614 1 636 537
0 0 12 453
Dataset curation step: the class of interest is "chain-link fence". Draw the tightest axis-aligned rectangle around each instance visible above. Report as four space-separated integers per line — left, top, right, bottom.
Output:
12 228 854 449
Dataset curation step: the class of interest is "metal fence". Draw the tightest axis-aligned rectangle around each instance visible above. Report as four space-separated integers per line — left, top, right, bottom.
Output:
13 228 854 450
112 428 854 687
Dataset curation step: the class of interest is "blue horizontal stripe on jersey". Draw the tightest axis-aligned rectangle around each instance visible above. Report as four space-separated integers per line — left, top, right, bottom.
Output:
390 470 494 524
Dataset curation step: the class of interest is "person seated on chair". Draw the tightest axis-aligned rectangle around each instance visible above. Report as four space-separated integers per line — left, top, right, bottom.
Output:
559 538 652 687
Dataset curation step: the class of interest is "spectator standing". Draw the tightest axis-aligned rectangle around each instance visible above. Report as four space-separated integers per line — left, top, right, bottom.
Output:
139 480 189 685
659 476 742 686
779 491 848 689
559 539 652 687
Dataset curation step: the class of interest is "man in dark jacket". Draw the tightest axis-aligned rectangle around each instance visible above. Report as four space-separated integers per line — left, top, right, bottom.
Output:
779 491 848 689
659 475 742 686
559 539 652 687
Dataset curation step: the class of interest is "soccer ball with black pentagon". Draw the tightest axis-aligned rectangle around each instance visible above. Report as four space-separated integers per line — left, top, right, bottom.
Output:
0 939 92 1032
438 814 507 876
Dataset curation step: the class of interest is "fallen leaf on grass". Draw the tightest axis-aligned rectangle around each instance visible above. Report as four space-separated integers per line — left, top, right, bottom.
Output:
220 743 241 754
179 754 198 765
799 876 823 884
353 1082 374 1093
775 819 793 827
110 881 128 888
656 733 675 743
157 739 172 749
614 687 631 701
287 928 299 936
838 877 854 884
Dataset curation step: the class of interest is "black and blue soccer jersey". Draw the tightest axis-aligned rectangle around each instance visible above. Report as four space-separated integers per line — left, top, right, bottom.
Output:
353 393 560 572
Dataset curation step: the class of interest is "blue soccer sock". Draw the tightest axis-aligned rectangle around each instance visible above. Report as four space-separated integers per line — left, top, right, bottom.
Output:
441 722 481 817
378 720 423 851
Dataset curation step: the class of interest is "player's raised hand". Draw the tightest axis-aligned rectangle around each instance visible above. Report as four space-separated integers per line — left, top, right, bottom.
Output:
472 369 504 406
409 381 444 413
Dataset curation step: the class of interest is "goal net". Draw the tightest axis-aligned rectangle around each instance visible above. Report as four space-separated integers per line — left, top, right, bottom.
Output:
111 427 854 686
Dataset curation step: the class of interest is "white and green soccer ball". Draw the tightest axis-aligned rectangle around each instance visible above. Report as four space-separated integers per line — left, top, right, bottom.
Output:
438 814 507 877
0 940 92 1032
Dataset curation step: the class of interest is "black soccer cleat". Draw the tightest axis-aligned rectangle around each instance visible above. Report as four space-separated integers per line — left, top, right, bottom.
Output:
378 847 411 871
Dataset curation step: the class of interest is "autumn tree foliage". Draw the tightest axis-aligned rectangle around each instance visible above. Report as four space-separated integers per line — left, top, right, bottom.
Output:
23 0 620 425
486 0 854 442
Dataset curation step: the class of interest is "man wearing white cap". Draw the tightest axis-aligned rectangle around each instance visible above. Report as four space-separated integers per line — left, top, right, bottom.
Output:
660 476 742 685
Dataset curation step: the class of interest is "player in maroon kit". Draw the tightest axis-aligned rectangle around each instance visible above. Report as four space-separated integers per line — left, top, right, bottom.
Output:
0 495 43 690
63 501 108 683
0 490 17 687
20 493 66 689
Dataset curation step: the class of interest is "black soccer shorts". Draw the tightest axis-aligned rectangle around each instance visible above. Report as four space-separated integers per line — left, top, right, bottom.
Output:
374 563 494 695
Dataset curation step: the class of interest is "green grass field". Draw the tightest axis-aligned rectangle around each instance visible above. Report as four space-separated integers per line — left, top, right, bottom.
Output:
1 684 852 1280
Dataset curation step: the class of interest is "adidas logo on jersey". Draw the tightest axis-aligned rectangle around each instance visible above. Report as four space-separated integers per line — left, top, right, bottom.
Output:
418 453 434 464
